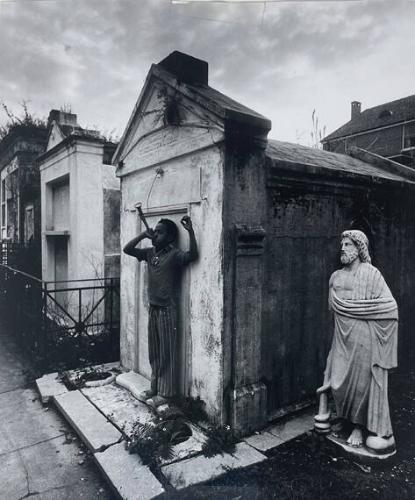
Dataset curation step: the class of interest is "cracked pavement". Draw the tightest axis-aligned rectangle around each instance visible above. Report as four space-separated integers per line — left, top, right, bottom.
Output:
0 324 115 500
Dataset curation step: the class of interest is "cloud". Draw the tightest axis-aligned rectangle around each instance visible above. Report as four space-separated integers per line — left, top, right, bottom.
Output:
0 0 413 143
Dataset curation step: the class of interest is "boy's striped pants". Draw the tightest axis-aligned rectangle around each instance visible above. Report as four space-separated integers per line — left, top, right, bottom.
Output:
148 305 178 398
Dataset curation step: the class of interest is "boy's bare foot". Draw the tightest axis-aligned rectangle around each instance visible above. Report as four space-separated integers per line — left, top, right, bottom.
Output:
347 427 363 447
147 395 168 408
138 389 156 401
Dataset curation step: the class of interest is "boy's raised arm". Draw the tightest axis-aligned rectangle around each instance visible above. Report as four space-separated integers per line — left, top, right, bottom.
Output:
123 229 153 258
181 216 198 262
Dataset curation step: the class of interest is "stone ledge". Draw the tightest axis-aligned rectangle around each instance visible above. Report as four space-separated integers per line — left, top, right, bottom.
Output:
244 431 285 452
54 390 122 452
116 371 151 402
36 372 68 404
94 442 164 500
161 442 266 490
267 407 315 444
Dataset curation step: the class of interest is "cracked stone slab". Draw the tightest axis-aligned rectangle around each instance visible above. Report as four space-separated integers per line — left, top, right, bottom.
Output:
36 372 68 403
81 384 208 465
115 371 151 401
94 442 164 499
54 390 122 452
81 383 154 435
161 442 266 490
267 407 315 444
244 431 285 452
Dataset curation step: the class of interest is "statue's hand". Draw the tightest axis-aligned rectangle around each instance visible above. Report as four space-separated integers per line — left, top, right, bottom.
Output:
316 382 331 395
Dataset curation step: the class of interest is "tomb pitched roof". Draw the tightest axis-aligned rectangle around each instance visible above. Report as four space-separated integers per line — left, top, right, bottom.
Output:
113 52 271 166
266 139 415 184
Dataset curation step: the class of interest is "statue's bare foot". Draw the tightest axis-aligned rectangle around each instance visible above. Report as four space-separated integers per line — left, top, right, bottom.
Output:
347 427 363 447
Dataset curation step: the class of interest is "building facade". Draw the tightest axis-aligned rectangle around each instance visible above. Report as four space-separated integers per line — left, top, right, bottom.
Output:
322 96 415 168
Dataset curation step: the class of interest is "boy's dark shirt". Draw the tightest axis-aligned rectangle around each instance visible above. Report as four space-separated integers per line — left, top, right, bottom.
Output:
131 245 191 306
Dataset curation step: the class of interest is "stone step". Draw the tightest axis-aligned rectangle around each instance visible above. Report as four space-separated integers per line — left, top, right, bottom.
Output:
36 372 68 404
54 390 122 452
94 442 164 500
81 384 208 466
161 442 266 490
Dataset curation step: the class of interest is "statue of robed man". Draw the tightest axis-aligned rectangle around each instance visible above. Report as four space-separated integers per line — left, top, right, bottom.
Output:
316 230 398 453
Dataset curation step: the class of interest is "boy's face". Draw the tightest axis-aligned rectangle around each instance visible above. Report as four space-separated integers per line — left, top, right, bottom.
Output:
153 222 170 250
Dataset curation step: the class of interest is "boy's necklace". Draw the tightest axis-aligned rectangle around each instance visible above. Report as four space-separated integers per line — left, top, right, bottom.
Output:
151 245 171 267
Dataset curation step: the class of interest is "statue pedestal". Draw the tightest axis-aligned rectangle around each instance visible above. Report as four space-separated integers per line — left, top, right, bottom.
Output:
326 433 396 463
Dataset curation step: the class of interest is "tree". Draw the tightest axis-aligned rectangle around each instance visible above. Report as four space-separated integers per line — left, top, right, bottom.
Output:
0 101 47 140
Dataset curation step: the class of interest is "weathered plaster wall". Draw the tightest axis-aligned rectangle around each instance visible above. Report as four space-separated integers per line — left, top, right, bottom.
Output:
222 146 415 427
262 166 415 417
75 142 105 280
117 73 227 420
119 144 225 420
222 145 269 432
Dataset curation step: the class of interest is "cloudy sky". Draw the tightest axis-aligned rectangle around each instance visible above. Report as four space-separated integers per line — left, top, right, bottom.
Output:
0 0 414 145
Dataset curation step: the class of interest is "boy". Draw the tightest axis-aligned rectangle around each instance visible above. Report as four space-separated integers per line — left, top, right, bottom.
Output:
123 215 198 407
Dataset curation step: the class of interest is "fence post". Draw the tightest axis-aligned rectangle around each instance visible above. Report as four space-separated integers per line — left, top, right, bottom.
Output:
109 278 114 333
41 282 48 369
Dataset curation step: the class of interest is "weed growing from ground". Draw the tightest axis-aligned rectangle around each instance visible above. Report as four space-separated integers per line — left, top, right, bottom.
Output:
202 424 237 458
125 414 193 467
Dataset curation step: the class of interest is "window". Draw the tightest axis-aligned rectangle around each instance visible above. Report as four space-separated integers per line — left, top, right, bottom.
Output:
378 109 393 119
403 122 415 150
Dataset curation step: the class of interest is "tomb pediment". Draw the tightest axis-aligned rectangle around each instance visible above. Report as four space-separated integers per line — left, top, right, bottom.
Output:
46 122 67 151
114 52 271 177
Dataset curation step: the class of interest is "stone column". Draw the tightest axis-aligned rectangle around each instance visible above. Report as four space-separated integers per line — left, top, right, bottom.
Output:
231 224 267 434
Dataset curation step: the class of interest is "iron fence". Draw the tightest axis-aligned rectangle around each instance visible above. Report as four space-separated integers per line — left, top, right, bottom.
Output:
0 264 120 372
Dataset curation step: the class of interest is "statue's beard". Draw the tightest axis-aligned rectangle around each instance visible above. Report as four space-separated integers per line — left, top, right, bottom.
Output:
341 247 359 265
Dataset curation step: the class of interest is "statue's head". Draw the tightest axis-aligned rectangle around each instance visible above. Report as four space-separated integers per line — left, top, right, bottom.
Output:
340 230 371 266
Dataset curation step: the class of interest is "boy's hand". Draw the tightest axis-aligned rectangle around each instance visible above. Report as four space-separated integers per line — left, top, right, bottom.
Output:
181 216 193 232
144 228 154 239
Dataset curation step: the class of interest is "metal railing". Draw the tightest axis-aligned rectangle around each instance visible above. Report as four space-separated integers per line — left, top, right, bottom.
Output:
0 264 120 372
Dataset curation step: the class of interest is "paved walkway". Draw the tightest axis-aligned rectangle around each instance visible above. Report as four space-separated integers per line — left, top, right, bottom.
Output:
0 323 115 500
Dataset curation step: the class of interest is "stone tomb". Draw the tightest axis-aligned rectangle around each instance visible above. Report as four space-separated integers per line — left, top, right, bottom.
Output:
114 51 415 435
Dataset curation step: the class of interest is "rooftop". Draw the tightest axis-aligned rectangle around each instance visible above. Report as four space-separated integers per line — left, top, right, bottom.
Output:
323 95 415 142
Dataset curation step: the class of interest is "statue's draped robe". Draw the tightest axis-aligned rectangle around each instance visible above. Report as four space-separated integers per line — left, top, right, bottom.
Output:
323 263 398 437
